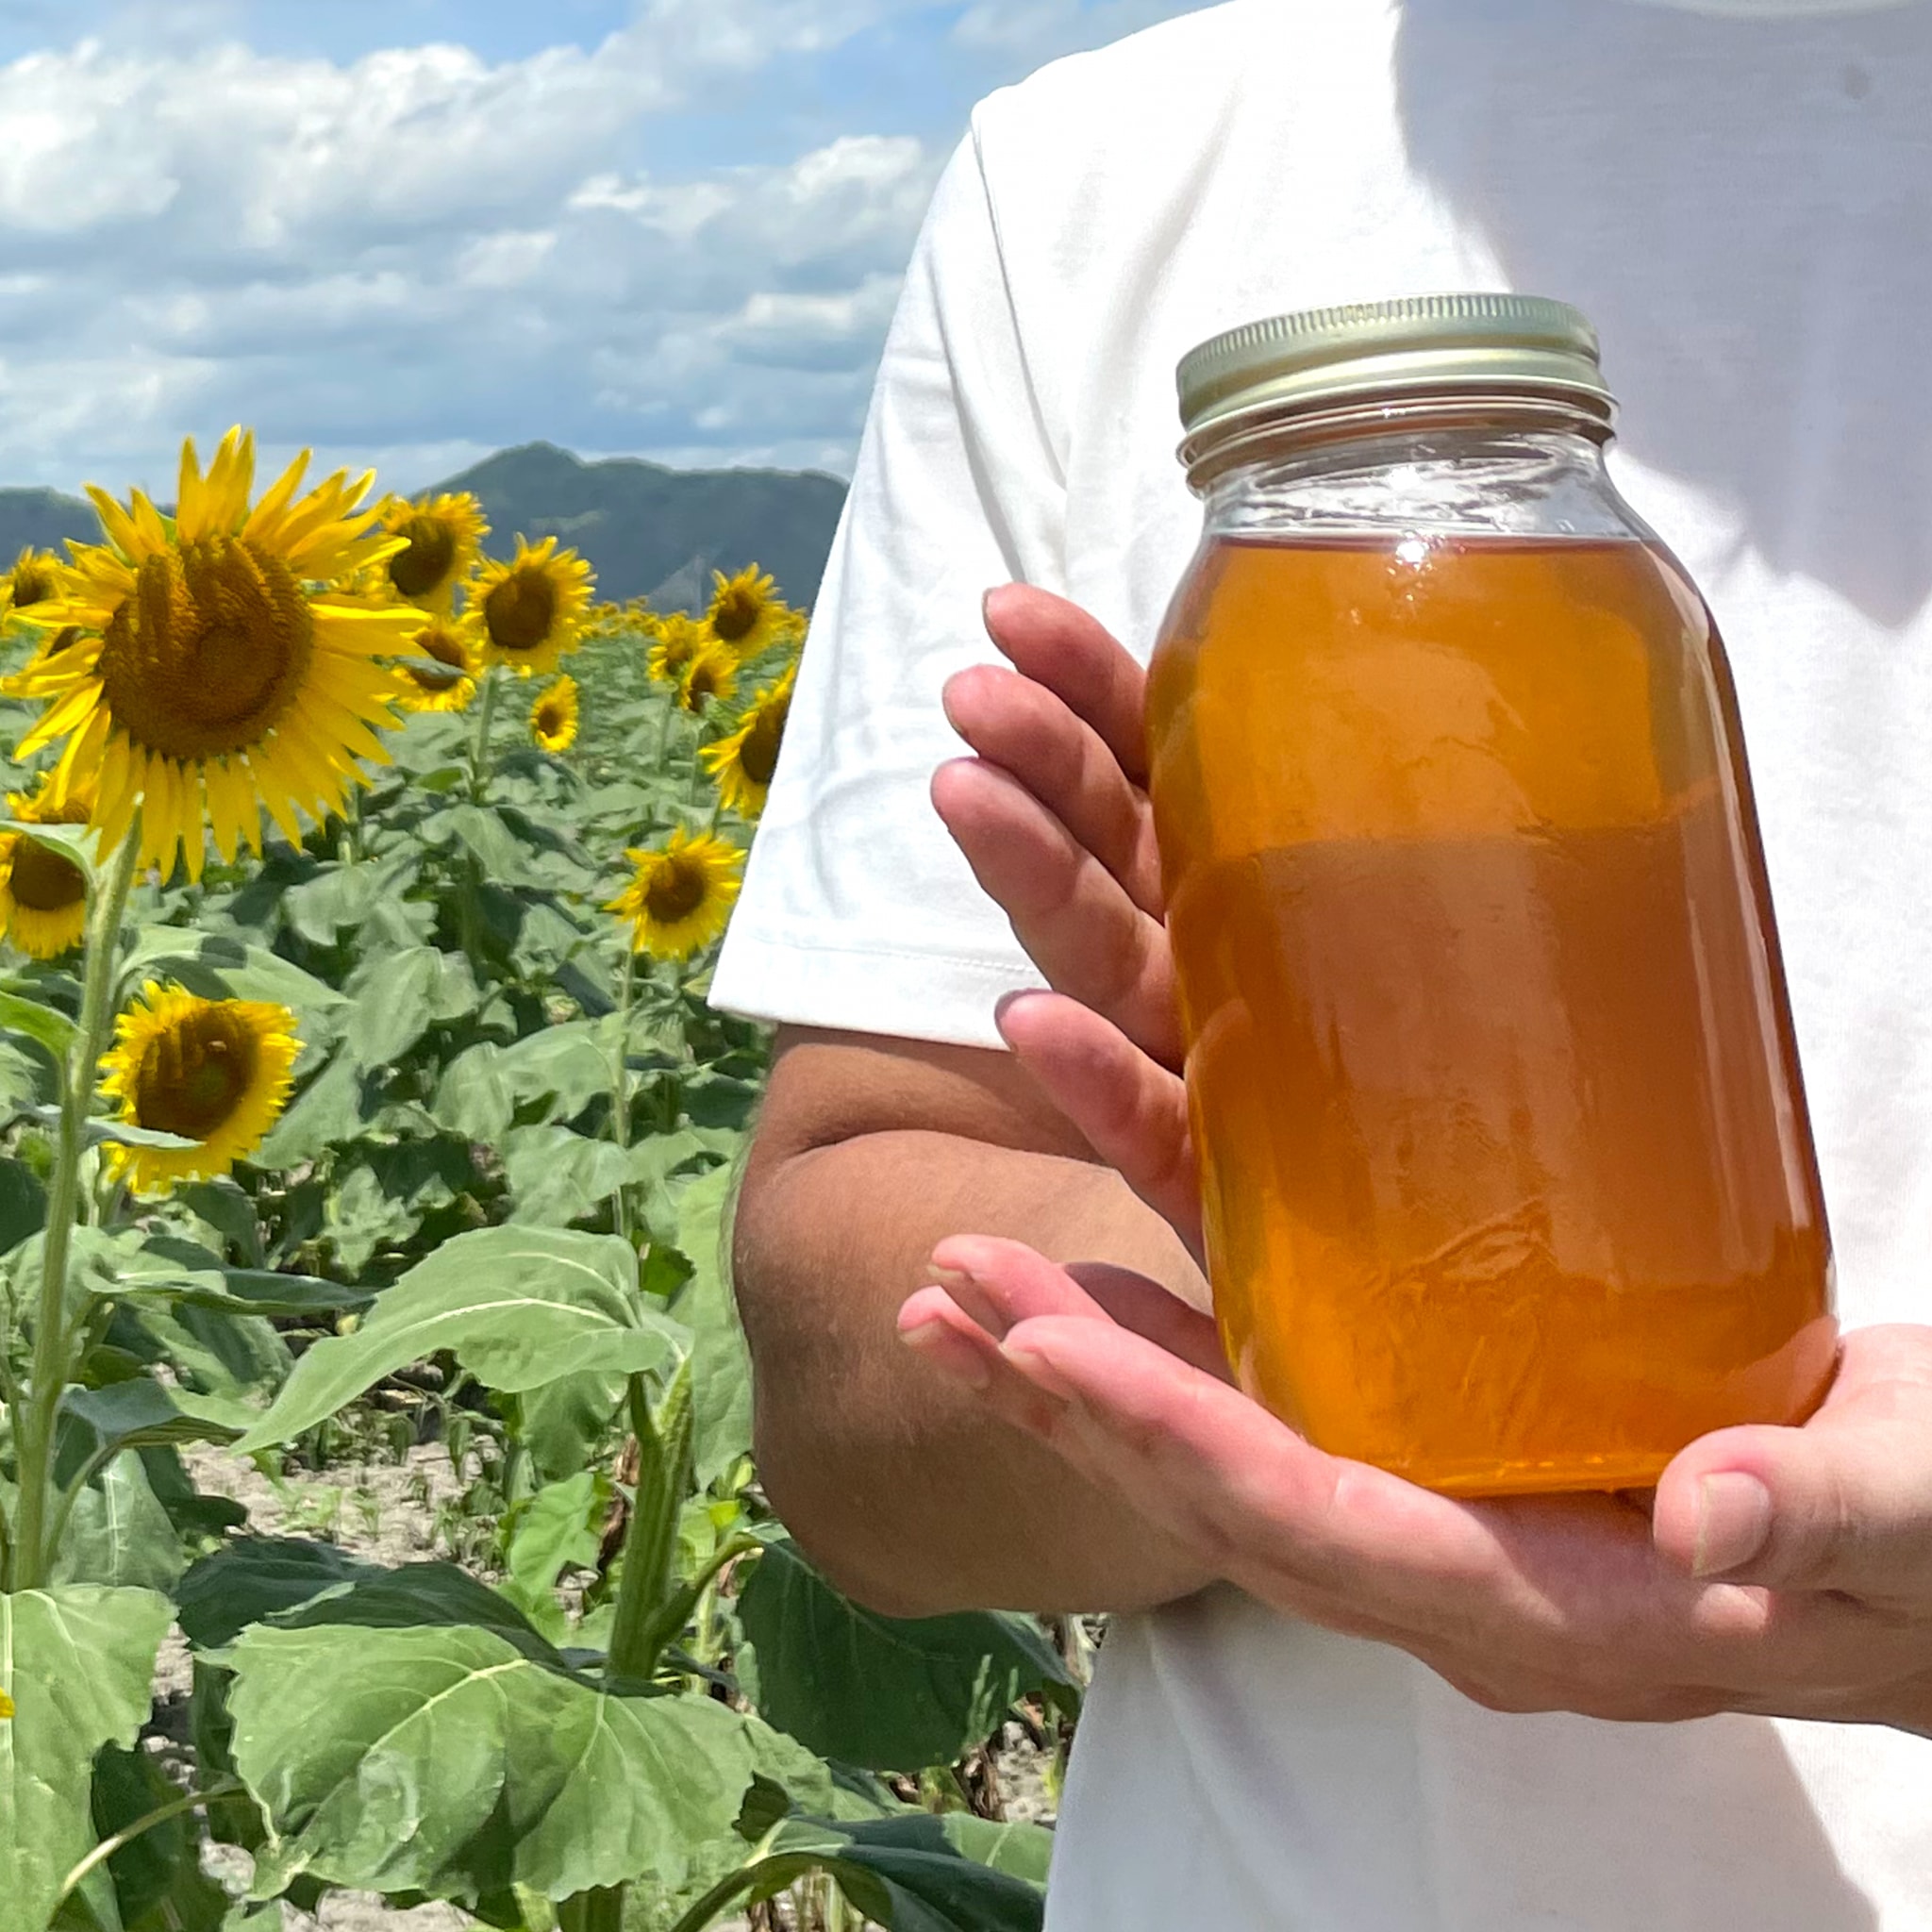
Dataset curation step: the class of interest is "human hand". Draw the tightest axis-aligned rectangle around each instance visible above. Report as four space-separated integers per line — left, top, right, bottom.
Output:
901 1240 1932 1731
929 583 1201 1256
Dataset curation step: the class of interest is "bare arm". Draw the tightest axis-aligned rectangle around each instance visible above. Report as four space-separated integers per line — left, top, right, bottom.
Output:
733 1023 1214 1618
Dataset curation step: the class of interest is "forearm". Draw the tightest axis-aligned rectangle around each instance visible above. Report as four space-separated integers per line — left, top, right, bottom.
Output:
734 1119 1213 1617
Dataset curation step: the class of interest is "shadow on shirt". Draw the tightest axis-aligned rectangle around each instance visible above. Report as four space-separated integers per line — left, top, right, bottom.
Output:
1395 0 1932 630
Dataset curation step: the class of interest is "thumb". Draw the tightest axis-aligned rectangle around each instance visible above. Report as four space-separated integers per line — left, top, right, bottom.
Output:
1654 1419 1932 1602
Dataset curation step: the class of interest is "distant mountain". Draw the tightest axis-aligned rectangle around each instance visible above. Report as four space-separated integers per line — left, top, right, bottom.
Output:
428 443 848 612
0 445 849 614
0 487 100 564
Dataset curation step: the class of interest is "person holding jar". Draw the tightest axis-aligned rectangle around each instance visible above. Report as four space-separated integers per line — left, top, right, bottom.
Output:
712 0 1932 1925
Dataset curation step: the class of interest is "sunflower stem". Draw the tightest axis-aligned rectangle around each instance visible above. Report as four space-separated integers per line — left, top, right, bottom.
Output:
468 665 502 802
608 942 637 1244
13 817 141 1590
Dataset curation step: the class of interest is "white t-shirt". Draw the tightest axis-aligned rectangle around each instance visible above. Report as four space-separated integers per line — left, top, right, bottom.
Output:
711 1 1932 1924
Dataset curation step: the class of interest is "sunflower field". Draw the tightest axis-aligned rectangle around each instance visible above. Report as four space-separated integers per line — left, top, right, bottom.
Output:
0 433 1078 1932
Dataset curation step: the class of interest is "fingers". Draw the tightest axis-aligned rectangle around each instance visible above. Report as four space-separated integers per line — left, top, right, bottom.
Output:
981 584 1148 786
941 659 1163 916
932 757 1183 1067
1656 1327 1932 1603
928 1232 1228 1379
978 1305 1514 1622
995 991 1202 1257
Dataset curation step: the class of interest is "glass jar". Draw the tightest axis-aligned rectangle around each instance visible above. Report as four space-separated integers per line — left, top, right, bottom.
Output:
1147 294 1837 1496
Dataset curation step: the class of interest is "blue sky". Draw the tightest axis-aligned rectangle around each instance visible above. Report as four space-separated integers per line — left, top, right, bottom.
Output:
0 0 1212 498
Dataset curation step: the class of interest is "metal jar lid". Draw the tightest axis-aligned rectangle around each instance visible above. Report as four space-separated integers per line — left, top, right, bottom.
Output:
1176 293 1614 478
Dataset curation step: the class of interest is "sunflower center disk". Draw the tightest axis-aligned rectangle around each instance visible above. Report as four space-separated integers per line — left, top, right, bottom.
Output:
741 708 786 786
390 516 458 599
8 838 87 911
131 1008 259 1141
484 569 558 655
644 856 709 924
97 538 316 761
12 565 53 607
711 591 758 643
406 626 469 691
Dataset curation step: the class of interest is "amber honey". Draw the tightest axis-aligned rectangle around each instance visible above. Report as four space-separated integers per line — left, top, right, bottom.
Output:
1147 536 1836 1494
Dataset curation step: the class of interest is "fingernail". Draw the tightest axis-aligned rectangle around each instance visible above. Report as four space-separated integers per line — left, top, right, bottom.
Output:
927 1259 1010 1339
1001 1341 1077 1404
900 1317 992 1390
1692 1473 1773 1576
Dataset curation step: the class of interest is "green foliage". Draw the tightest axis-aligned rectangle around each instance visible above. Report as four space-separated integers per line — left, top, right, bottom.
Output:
738 1541 1078 1774
0 1585 174 1932
0 577 1061 1932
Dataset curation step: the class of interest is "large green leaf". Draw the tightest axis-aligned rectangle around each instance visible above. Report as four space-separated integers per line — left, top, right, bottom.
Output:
226 1615 830 1901
343 946 480 1070
736 1541 1076 1773
501 1473 607 1637
86 1742 235 1932
687 1810 1049 1932
770 1814 1049 1932
670 1163 753 1487
0 1584 173 1932
58 1380 242 1464
235 1227 685 1452
0 1158 45 1255
502 1124 634 1226
176 1538 383 1651
0 987 75 1062
51 1451 187 1591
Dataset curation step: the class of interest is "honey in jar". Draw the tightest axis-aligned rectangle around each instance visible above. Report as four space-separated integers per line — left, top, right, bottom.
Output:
1148 296 1836 1495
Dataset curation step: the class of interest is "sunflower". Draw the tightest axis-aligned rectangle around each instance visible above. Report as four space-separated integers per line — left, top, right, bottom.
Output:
98 981 300 1195
0 774 92 958
645 611 706 687
530 674 579 753
2 547 64 619
395 617 479 713
471 535 593 676
704 565 791 658
606 828 743 960
677 639 740 713
701 661 795 816
380 491 488 610
8 429 420 881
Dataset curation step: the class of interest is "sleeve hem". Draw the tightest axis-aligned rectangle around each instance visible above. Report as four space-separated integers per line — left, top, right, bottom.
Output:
708 927 1041 1052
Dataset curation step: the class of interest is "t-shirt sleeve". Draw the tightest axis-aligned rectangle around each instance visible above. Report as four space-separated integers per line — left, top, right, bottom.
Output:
708 122 1064 1051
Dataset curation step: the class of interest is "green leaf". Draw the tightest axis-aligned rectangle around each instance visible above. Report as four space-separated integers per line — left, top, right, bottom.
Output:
89 1742 234 1932
0 1158 44 1255
176 1538 383 1652
105 1239 371 1321
235 1226 686 1452
670 1164 754 1487
0 1584 173 1932
736 1541 1077 1773
51 1451 187 1591
254 1053 374 1167
281 859 410 948
116 931 348 1047
514 1371 629 1484
502 1473 608 1636
343 946 480 1070
226 1616 830 1902
779 1814 1049 1932
0 988 75 1061
59 1379 242 1461
503 1126 634 1226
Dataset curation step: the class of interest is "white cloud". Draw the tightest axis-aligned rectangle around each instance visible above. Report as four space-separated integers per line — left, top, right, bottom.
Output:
0 0 1201 493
